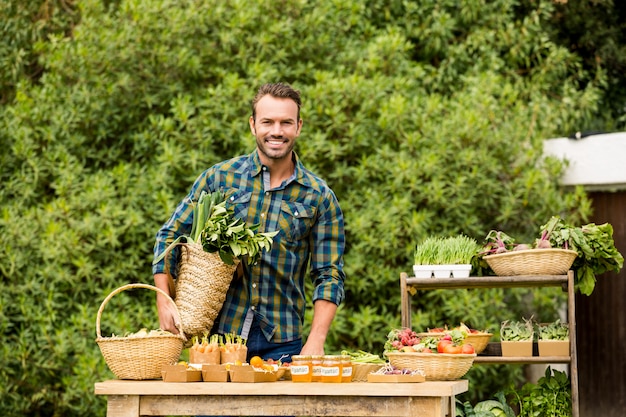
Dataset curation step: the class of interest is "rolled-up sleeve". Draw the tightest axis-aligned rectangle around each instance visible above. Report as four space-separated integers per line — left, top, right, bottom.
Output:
310 188 346 306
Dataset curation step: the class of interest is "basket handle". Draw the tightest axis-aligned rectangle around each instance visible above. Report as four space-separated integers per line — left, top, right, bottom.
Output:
163 240 191 299
95 283 185 339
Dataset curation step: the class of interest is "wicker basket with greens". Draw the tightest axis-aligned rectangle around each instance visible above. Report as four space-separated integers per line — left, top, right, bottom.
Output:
156 190 278 340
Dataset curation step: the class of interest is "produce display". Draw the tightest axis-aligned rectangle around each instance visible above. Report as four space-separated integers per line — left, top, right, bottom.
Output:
385 327 476 354
158 327 482 382
475 215 623 294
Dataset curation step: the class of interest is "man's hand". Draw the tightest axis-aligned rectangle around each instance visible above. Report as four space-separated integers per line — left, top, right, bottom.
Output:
154 273 181 334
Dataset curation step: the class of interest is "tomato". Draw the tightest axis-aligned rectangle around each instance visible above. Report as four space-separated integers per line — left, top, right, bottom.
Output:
437 339 453 353
461 344 475 354
443 344 463 354
422 348 432 353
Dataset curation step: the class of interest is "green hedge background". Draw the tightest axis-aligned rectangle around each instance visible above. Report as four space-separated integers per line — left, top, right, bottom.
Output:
1 0 625 415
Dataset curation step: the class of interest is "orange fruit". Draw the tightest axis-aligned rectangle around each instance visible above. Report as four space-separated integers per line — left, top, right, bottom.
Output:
249 356 264 368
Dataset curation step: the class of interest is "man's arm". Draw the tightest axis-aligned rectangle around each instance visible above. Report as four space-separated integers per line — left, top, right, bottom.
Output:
300 299 338 355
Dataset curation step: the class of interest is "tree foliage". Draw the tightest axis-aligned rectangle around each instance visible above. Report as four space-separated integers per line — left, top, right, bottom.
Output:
0 0 621 415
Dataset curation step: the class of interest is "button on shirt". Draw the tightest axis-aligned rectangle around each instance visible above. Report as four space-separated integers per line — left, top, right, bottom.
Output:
153 150 346 343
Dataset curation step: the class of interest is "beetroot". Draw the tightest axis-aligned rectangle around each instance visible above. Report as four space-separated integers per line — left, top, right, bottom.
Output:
535 216 559 249
480 230 516 255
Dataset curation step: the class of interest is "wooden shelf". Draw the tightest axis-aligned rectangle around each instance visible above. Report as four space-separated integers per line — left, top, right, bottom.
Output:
399 270 579 417
475 356 571 364
404 275 568 290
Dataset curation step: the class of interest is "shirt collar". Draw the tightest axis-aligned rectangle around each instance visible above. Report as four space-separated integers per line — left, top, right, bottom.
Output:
248 149 312 188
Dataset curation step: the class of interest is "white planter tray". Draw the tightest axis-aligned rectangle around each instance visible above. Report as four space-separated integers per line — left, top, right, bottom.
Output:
413 264 472 278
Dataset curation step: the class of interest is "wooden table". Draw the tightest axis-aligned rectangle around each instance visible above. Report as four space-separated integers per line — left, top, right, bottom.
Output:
94 379 468 417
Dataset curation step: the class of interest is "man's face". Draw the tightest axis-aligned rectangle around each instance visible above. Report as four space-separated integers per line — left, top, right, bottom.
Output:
249 95 302 164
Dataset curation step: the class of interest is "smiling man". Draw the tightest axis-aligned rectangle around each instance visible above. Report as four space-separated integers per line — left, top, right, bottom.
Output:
152 82 346 362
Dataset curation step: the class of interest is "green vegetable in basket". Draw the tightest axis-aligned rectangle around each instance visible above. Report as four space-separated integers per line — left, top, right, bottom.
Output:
341 349 386 364
155 190 279 266
474 216 624 295
195 192 278 265
542 216 624 295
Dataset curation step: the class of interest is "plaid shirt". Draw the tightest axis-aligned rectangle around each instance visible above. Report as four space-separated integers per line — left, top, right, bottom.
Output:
153 150 346 343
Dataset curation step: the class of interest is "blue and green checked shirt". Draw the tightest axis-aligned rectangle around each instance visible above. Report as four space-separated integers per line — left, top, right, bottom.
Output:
153 150 346 343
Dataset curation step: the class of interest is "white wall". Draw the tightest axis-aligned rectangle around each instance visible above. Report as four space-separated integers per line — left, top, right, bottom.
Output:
543 132 626 191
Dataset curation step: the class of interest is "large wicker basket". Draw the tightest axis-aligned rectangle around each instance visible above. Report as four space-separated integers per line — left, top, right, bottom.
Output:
483 248 577 276
351 363 385 382
95 284 185 380
165 241 239 341
417 332 492 354
385 352 476 381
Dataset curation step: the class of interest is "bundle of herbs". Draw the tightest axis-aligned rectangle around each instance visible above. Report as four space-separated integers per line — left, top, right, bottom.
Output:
157 190 278 266
191 191 278 265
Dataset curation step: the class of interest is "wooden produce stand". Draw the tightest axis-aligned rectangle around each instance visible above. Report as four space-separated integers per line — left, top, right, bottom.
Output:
400 270 579 417
94 379 468 417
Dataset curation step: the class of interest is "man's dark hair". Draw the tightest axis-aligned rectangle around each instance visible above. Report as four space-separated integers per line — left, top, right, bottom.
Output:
251 82 301 121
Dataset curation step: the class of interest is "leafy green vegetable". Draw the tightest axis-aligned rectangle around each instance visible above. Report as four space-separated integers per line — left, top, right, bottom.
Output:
194 191 278 265
537 319 569 341
340 349 386 364
475 216 623 294
500 318 533 342
456 391 516 417
507 367 572 417
156 190 279 266
479 230 518 255
474 400 508 416
190 190 225 242
542 216 624 295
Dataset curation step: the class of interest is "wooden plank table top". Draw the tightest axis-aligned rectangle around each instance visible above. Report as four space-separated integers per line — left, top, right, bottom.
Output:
95 379 469 417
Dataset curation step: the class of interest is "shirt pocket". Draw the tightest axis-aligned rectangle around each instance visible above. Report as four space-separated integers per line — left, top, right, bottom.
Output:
279 201 316 241
225 191 252 220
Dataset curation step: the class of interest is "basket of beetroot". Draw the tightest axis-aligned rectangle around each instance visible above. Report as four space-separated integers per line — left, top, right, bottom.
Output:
475 216 623 295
